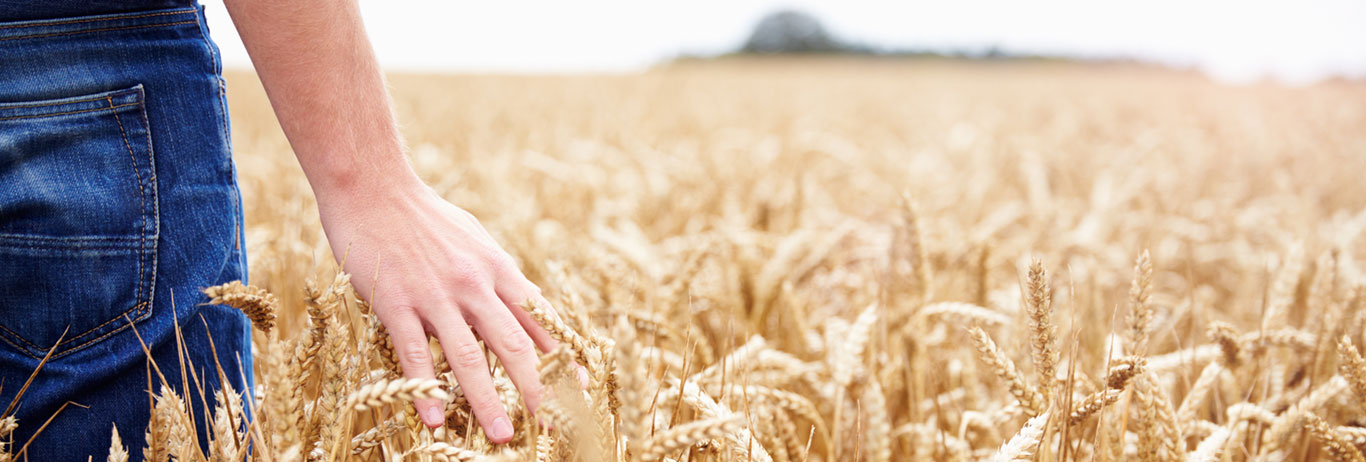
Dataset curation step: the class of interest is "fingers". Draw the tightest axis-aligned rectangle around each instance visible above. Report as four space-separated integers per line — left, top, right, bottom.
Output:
495 279 560 353
468 290 545 417
496 277 590 389
431 309 515 443
377 306 445 428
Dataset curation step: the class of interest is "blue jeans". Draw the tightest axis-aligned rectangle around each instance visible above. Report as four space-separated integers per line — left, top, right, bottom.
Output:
0 6 252 460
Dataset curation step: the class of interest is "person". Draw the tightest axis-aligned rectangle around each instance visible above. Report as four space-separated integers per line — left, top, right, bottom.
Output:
0 0 557 458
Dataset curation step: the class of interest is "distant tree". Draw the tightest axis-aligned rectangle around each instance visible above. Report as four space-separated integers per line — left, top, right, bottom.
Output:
740 10 843 54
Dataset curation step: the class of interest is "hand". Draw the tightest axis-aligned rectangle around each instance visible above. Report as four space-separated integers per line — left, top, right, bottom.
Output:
316 172 558 443
225 0 556 442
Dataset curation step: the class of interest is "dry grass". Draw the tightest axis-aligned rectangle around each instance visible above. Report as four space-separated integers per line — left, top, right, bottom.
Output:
17 58 1366 461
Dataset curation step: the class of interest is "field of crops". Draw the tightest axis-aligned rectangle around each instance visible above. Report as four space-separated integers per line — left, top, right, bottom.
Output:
132 59 1366 460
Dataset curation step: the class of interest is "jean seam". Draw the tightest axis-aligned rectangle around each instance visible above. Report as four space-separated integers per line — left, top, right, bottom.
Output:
217 77 241 257
0 20 197 42
0 323 47 352
0 88 138 110
0 234 140 243
203 8 242 260
0 102 138 122
136 87 161 341
106 96 149 327
58 302 151 356
0 246 141 253
0 9 193 30
217 80 229 151
193 6 222 76
0 302 153 359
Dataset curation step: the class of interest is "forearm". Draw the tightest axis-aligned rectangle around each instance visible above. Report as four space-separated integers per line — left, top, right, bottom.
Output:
223 0 418 197
221 3 558 439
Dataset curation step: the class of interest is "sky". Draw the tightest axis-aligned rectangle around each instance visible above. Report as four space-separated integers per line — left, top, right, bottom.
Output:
203 0 1366 85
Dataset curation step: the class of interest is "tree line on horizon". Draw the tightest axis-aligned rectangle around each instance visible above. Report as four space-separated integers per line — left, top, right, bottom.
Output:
730 9 1130 63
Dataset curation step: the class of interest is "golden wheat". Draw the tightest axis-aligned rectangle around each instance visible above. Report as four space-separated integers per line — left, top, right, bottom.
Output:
3 59 1364 461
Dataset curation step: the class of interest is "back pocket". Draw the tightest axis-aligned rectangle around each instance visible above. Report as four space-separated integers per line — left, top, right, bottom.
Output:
0 84 159 359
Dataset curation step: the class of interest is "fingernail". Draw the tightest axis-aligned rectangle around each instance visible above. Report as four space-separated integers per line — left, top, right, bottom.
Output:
491 416 514 441
421 405 444 427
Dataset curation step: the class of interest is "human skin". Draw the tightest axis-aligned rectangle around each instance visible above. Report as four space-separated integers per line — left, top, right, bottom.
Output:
223 0 557 443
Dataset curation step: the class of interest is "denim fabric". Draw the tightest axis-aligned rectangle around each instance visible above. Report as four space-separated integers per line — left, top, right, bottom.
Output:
0 1 193 22
0 5 252 460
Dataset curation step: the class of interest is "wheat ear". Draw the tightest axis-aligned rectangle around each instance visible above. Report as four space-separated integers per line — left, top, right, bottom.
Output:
1207 321 1241 368
1262 375 1349 454
641 416 743 462
914 302 1012 327
203 280 278 333
1104 356 1145 389
520 299 595 369
1176 362 1225 424
1069 389 1122 425
107 424 128 462
1304 413 1366 462
1125 250 1154 354
1187 426 1230 462
1337 335 1366 403
991 411 1050 462
1132 371 1181 462
407 442 483 461
351 419 402 455
1023 259 1058 402
970 327 1047 416
344 378 449 412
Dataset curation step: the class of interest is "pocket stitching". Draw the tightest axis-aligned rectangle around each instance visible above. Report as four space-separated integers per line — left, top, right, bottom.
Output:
0 94 159 359
0 10 193 31
0 324 48 351
106 95 150 330
56 302 151 354
0 303 151 354
0 88 158 358
0 102 138 122
0 234 141 248
0 20 199 43
0 89 134 110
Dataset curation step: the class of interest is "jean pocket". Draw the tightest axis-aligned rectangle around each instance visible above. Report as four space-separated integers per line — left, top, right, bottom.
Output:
0 84 159 359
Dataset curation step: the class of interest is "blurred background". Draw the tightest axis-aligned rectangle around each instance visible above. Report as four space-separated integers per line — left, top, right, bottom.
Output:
211 4 1366 459
204 0 1366 85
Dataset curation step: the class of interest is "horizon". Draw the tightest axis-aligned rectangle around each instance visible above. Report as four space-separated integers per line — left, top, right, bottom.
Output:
204 0 1366 86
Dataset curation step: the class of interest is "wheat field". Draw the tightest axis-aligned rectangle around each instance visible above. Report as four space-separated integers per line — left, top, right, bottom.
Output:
94 59 1366 460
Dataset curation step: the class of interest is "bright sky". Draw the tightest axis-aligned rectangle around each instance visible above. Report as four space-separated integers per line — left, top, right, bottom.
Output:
203 0 1366 85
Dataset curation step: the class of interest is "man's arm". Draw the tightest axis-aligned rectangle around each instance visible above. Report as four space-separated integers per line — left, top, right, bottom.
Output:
223 0 556 443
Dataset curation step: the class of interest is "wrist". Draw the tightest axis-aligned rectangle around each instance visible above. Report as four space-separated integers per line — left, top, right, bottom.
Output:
304 150 424 206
